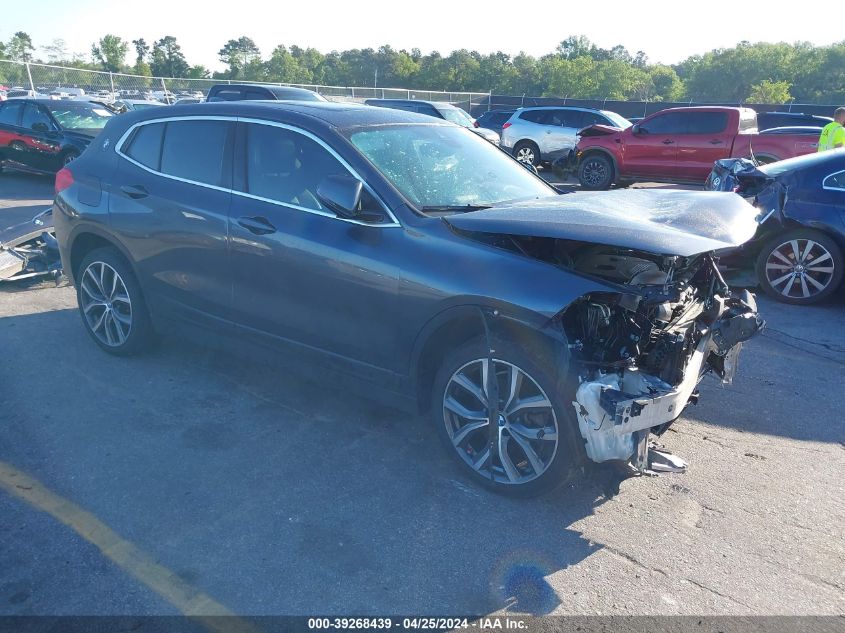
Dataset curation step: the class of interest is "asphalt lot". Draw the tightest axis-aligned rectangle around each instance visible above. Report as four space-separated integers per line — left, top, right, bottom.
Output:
0 172 843 618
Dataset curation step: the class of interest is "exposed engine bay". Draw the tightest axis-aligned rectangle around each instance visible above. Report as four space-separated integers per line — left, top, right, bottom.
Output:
469 231 764 466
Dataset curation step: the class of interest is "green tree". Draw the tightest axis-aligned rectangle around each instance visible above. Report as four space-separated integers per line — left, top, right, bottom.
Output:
747 79 792 104
150 36 189 77
91 34 129 72
218 36 261 79
7 32 35 62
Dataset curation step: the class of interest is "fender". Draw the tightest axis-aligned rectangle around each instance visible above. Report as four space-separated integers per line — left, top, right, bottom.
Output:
64 222 139 287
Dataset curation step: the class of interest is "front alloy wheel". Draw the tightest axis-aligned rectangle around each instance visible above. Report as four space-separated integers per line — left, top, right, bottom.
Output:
578 155 613 190
757 229 843 305
443 358 559 486
432 339 580 496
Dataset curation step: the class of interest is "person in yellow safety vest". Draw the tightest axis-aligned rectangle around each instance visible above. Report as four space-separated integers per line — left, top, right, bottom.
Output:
818 107 845 151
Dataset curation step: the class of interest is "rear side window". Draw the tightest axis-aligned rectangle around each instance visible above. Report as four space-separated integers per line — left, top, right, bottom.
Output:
160 120 229 186
0 101 24 126
125 122 164 169
208 89 242 102
519 110 549 124
244 123 349 211
686 112 729 134
244 89 271 100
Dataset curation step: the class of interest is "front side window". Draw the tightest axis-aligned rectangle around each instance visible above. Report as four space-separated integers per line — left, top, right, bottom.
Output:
160 120 229 186
639 112 686 135
244 123 355 212
348 124 555 210
209 89 242 102
22 104 54 130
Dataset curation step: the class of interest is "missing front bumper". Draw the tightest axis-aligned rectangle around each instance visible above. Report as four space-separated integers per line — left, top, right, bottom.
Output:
572 292 763 464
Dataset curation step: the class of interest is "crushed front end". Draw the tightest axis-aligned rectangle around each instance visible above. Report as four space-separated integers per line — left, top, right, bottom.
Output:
554 247 763 466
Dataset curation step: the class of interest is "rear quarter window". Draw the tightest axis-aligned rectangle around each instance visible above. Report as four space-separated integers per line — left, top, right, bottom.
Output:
124 122 164 170
519 110 548 124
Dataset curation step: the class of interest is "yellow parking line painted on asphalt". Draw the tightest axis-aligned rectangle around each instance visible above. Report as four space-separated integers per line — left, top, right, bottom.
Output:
0 460 261 633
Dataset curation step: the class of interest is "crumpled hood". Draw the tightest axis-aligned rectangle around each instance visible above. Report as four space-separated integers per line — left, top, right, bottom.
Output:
444 189 760 257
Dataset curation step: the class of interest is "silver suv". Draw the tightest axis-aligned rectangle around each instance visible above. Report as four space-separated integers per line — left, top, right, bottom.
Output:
501 107 631 166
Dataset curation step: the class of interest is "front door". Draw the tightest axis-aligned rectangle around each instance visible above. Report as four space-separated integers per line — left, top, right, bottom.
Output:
228 120 403 372
21 103 62 172
623 111 684 178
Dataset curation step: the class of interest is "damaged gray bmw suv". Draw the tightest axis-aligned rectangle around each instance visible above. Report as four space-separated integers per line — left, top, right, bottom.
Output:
53 101 763 496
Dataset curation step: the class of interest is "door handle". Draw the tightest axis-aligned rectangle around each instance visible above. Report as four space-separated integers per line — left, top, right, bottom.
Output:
709 139 723 145
120 184 148 199
237 215 276 235
661 139 674 145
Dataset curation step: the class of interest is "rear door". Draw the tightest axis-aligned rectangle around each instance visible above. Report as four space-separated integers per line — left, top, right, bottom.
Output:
623 111 684 178
110 117 235 329
543 109 581 157
674 111 732 181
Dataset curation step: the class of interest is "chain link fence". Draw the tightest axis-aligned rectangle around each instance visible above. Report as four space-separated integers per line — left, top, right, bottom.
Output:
0 60 491 111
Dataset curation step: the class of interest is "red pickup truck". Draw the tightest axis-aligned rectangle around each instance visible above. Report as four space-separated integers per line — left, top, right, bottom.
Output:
564 106 819 190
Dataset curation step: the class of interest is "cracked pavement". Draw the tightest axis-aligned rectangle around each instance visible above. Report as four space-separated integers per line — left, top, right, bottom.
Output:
0 173 843 617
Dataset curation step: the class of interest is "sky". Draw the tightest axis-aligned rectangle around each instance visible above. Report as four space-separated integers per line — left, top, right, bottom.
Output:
1 0 841 74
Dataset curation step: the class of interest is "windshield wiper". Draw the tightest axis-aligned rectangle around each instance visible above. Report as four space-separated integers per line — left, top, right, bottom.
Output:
420 204 493 213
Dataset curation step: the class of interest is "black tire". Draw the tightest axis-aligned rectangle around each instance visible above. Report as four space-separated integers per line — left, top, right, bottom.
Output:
578 153 614 190
76 247 155 355
61 150 80 166
512 141 541 167
430 337 583 497
755 229 844 305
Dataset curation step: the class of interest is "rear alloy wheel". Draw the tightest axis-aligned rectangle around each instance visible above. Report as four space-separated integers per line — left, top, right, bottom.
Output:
432 338 580 496
578 154 613 190
513 141 540 167
756 229 843 305
77 247 154 354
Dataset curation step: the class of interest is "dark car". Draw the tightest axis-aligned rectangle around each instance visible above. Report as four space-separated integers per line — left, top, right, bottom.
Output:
53 101 761 495
474 109 515 132
364 99 500 144
708 150 845 305
0 99 112 175
206 83 326 102
756 111 832 131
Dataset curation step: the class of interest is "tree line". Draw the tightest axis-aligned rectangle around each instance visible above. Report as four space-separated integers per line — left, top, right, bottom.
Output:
2 31 844 104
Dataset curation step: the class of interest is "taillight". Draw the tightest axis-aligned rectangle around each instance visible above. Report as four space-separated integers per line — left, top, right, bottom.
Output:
502 122 512 130
55 167 74 194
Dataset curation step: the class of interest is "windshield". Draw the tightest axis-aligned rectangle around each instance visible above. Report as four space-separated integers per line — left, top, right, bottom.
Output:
348 124 555 210
46 103 112 130
438 106 474 128
601 110 633 129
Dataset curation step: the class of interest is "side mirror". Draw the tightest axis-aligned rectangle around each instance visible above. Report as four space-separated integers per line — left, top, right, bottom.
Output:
317 174 363 219
32 122 50 133
631 123 641 135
